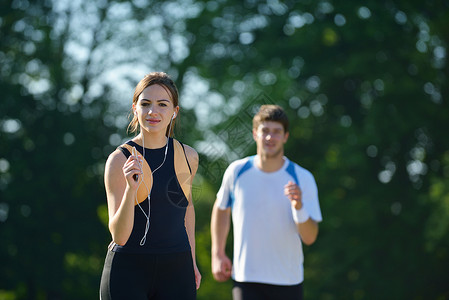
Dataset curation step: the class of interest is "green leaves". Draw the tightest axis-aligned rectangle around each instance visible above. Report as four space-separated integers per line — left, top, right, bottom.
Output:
1 0 448 298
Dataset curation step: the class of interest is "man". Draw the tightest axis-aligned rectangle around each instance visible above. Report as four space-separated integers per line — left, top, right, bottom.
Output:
211 105 322 300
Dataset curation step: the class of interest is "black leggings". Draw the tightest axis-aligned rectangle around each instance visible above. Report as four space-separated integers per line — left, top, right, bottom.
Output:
232 280 303 300
100 250 196 300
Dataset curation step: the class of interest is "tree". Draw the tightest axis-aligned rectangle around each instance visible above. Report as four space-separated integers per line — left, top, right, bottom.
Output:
2 0 448 298
1 0 203 298
177 0 449 299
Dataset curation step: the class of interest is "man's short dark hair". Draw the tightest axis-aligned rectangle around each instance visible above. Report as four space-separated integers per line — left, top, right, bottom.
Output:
252 105 289 133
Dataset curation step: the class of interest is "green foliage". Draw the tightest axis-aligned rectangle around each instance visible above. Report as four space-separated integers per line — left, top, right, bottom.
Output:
191 181 234 300
1 0 449 299
177 0 449 299
1 2 114 298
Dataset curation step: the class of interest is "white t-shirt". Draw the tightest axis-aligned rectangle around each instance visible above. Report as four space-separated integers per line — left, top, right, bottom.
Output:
216 156 322 285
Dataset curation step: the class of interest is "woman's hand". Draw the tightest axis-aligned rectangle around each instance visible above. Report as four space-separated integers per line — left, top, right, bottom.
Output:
194 262 202 289
122 147 142 190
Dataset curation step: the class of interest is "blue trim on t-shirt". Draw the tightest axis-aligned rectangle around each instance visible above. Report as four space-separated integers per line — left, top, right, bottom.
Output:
286 160 300 187
227 156 255 208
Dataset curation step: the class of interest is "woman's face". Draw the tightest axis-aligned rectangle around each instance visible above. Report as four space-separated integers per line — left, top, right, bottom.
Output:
134 84 179 135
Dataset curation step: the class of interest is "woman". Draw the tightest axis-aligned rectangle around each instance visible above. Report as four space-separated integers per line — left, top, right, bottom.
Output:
100 72 201 299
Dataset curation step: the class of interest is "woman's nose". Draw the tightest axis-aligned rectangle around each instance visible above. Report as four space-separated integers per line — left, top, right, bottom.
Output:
147 105 157 115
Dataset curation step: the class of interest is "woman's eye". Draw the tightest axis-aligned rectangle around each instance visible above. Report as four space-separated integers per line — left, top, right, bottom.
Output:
159 103 167 107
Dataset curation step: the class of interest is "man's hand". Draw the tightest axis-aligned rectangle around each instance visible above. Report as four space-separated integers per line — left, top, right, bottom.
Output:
212 252 232 282
284 181 302 209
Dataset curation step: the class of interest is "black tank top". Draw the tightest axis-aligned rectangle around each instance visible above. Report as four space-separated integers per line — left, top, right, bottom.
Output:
112 138 191 254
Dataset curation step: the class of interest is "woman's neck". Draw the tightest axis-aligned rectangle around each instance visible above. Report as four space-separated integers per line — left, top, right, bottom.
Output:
135 132 168 149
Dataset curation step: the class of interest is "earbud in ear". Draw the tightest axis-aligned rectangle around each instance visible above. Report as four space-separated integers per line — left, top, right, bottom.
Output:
172 112 177 119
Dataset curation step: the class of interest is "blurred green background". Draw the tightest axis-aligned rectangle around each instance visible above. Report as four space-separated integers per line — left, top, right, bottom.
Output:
1 0 448 299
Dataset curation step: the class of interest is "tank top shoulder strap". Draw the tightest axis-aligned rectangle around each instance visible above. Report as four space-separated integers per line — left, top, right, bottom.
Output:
173 139 193 201
178 141 192 174
117 144 131 158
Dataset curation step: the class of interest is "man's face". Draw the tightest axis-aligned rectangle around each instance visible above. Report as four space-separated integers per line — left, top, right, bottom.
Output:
253 121 289 158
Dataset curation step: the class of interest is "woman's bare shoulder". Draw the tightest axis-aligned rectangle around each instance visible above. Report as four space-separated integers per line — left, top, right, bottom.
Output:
105 149 127 175
182 143 199 174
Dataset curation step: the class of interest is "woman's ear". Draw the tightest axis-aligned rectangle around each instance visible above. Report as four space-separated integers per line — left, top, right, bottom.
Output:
174 106 180 119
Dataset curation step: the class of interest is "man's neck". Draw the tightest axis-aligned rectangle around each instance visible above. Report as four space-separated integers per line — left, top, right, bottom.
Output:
255 153 285 173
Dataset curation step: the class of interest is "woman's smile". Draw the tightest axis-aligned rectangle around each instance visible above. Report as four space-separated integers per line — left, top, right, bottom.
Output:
146 118 161 125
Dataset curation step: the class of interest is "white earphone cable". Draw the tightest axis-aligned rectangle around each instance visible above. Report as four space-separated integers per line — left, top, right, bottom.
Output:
135 113 175 246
